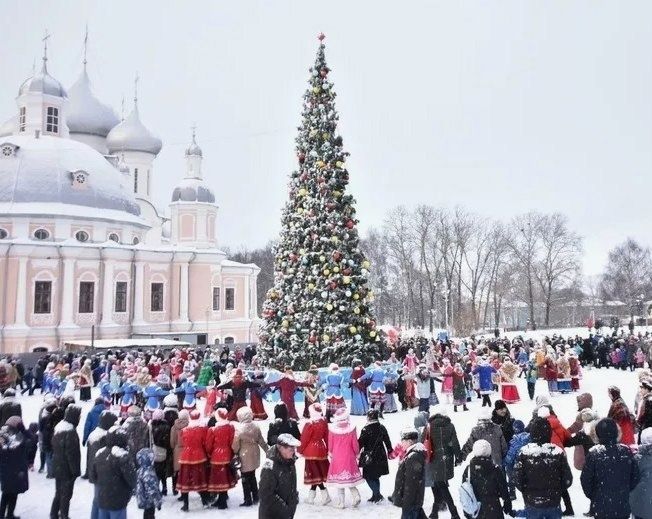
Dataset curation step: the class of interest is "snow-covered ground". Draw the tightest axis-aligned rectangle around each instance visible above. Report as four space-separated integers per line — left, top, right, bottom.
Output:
17 366 642 518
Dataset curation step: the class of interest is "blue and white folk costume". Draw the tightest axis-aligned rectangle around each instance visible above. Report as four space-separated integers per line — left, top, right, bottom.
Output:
322 364 346 414
175 377 205 409
349 363 369 416
143 382 169 412
364 362 387 410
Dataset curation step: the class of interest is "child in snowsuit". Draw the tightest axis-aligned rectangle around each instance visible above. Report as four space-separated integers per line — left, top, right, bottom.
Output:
136 448 163 519
503 419 529 500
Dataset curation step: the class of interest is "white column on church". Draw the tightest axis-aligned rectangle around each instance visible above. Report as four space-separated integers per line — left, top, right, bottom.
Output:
60 258 76 326
13 257 28 327
133 261 145 325
244 274 250 319
179 262 189 322
101 260 114 325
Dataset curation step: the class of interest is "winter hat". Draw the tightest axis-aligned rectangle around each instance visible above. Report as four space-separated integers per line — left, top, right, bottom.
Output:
641 378 652 391
98 411 118 430
163 394 178 408
329 363 339 371
414 411 429 430
151 409 165 421
215 408 229 422
537 406 551 419
401 428 419 441
494 400 508 411
576 393 593 411
64 404 82 428
333 408 350 423
309 403 324 421
608 386 621 399
580 409 599 423
4 416 22 430
513 420 525 434
127 405 141 418
534 394 550 409
367 409 380 421
3 389 15 397
529 417 552 445
189 409 201 421
277 433 301 447
273 402 289 421
236 406 253 424
641 428 652 445
178 410 190 422
479 408 492 421
595 418 619 445
472 439 492 458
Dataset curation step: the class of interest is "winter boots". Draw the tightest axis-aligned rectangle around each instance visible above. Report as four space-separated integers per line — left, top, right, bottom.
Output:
350 487 361 508
305 489 316 504
335 489 346 509
320 488 331 505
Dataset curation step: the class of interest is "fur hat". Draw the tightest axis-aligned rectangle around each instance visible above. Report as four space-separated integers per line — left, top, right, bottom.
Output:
151 409 164 421
537 406 551 419
535 394 550 408
236 406 253 423
309 403 323 421
400 428 419 441
163 394 178 408
127 405 141 417
215 408 229 421
472 439 491 458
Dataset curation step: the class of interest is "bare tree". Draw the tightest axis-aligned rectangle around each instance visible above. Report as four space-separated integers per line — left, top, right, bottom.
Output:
600 238 652 319
535 213 582 326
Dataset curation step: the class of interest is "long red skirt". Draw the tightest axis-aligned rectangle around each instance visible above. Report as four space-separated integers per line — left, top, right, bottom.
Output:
326 395 345 414
501 384 520 404
571 377 580 391
250 394 268 420
207 462 237 492
228 399 246 421
177 462 208 492
304 458 330 485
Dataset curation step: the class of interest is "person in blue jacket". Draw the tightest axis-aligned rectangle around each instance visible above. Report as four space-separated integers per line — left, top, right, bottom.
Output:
82 398 105 448
473 358 496 407
503 419 529 500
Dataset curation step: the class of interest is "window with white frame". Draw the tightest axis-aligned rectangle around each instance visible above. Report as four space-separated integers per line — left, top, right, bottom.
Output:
34 281 52 314
225 287 235 311
151 282 164 312
224 336 235 344
212 287 220 311
46 107 59 134
115 281 128 313
79 281 94 313
19 107 26 132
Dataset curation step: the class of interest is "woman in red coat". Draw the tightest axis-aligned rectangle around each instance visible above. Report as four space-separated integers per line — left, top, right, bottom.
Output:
607 385 636 445
177 409 210 511
205 408 237 509
265 368 313 420
298 403 331 505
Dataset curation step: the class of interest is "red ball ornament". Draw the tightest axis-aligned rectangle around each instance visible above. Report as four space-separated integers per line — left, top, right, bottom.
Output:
309 335 316 344
332 251 341 261
330 281 337 290
343 267 352 276
346 220 354 229
320 67 329 77
298 152 306 163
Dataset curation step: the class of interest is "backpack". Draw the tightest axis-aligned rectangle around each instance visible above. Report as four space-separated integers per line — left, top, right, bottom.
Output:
459 465 481 518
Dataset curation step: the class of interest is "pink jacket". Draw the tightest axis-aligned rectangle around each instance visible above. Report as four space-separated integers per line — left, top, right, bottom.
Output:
327 420 362 487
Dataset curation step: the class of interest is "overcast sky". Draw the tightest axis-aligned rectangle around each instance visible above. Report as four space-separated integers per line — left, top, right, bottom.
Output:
1 1 650 276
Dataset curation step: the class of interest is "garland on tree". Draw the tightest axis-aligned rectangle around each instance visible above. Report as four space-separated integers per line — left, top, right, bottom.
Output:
259 34 382 370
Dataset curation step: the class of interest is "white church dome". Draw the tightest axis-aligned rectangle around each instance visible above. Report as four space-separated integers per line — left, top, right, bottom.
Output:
18 62 67 98
66 69 120 137
171 178 215 203
0 134 142 218
106 104 162 155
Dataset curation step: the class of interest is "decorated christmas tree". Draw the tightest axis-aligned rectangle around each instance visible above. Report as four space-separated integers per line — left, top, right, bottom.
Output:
259 34 382 370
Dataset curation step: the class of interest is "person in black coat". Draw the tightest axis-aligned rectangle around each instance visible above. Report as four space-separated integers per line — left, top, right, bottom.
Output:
38 398 57 476
491 400 515 445
464 439 512 519
87 411 118 519
0 389 22 427
258 434 300 519
267 403 300 446
0 416 29 519
427 410 463 519
392 429 426 519
150 410 172 495
580 418 640 519
91 426 137 515
513 417 572 516
50 404 81 519
358 409 393 502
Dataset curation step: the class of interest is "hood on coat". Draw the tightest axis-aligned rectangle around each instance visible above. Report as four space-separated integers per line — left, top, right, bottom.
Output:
64 405 81 428
428 413 452 427
106 426 129 450
237 406 253 424
577 392 593 411
274 402 288 421
414 411 429 429
98 411 118 431
137 447 154 468
595 418 619 445
513 420 525 434
529 417 552 445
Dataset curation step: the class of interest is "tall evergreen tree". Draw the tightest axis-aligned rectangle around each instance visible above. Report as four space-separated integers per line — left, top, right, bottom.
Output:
259 34 381 369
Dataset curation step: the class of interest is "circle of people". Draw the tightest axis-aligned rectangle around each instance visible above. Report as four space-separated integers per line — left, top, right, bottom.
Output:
0 331 649 519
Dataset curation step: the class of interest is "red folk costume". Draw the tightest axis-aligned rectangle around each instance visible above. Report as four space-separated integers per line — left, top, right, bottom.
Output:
176 415 209 493
569 355 581 391
249 372 269 421
205 410 237 492
265 372 313 420
216 369 260 421
298 403 330 486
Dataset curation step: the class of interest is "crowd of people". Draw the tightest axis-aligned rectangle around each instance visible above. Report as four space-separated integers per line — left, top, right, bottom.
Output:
0 328 649 519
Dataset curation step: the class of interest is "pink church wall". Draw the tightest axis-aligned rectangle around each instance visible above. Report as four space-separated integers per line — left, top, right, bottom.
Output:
188 263 212 322
4 258 18 325
171 264 180 320
180 214 195 240
28 263 59 326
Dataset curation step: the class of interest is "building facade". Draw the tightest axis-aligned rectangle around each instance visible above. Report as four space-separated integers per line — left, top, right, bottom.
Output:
0 45 259 353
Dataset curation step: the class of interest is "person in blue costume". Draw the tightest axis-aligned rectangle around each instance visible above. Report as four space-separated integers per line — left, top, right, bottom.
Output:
349 359 369 416
119 380 142 417
174 375 205 410
98 374 112 408
364 361 387 416
473 357 497 407
322 363 346 420
383 367 399 413
143 381 169 414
